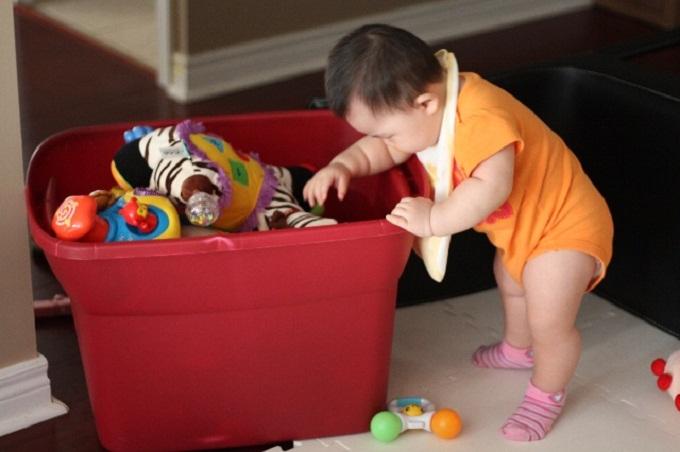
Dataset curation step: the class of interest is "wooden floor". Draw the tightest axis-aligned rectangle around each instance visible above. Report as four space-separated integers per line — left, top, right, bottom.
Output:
8 4 676 452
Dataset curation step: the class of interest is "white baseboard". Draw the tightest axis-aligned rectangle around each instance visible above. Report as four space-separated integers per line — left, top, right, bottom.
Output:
0 355 68 437
166 0 592 103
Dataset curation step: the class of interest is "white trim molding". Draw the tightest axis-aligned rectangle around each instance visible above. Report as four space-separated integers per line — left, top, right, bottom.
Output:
166 0 592 103
0 355 68 437
156 0 172 88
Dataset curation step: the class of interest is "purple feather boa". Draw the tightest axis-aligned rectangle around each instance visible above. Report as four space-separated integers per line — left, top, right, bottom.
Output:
238 155 277 232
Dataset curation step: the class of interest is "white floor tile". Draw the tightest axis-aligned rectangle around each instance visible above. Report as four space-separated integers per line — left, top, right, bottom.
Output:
294 290 680 451
33 0 156 70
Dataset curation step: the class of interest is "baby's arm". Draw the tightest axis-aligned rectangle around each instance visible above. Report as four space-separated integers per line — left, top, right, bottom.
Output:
304 136 410 206
387 145 514 236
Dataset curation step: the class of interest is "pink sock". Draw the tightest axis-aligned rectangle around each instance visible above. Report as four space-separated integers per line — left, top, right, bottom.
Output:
501 380 565 441
472 340 534 369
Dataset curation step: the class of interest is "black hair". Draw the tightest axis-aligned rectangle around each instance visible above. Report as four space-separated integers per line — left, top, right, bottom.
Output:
325 24 444 117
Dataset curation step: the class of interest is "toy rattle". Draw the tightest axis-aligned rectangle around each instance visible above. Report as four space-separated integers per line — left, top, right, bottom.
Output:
370 397 462 442
651 350 680 412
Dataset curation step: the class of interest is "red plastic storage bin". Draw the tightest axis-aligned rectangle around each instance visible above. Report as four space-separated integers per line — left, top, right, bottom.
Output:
26 110 428 451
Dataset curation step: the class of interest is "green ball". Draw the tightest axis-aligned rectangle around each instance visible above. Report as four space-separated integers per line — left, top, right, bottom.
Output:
370 411 402 442
310 204 325 216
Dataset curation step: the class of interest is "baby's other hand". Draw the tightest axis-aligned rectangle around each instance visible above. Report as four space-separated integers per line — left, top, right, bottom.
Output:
303 162 352 207
386 197 434 237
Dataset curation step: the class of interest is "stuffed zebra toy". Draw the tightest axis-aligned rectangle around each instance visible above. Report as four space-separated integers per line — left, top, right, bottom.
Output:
111 120 336 232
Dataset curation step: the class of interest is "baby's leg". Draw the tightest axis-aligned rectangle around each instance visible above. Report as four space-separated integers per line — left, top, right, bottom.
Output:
473 251 533 369
501 249 595 441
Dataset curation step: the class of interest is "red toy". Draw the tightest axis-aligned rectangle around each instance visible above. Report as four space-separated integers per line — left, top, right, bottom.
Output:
119 196 158 233
51 194 107 242
651 350 680 411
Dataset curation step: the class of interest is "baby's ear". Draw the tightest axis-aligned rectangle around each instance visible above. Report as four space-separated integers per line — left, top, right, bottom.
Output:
414 92 440 115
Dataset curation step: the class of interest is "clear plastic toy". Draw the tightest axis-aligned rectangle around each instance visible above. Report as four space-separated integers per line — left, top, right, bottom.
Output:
185 191 220 226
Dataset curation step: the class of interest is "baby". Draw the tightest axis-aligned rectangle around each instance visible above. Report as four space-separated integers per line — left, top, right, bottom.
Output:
304 24 613 441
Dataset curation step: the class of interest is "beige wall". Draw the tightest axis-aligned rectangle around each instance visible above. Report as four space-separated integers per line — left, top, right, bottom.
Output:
595 0 680 28
0 0 38 368
180 0 423 54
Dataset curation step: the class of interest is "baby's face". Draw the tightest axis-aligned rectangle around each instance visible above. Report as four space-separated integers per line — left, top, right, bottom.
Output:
345 97 441 154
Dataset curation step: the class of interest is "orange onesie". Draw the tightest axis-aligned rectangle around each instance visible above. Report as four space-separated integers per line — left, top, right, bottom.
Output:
453 72 613 289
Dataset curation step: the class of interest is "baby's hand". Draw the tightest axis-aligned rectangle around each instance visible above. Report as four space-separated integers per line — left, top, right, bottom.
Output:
303 162 352 207
386 197 434 237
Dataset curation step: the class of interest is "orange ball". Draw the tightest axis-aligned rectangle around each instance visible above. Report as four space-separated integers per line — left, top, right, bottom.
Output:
430 408 462 439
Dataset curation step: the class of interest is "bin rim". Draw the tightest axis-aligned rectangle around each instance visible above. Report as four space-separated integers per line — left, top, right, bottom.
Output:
28 206 412 261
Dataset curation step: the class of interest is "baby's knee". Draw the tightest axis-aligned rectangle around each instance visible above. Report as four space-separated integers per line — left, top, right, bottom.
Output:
531 322 580 345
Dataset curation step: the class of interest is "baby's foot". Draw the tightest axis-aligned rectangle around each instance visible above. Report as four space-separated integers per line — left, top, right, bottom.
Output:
501 381 565 441
472 340 533 369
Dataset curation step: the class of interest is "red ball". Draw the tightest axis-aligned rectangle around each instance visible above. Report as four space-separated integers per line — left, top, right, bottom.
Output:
651 358 666 376
657 373 672 391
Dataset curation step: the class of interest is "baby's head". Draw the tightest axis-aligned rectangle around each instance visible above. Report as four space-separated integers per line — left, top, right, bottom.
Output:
326 24 446 152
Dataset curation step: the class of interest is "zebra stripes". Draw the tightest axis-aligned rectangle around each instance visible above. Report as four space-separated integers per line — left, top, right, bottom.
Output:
264 166 337 229
135 127 336 230
139 126 222 207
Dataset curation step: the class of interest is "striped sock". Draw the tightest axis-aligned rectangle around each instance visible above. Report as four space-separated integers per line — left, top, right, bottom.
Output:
472 340 534 369
501 381 565 441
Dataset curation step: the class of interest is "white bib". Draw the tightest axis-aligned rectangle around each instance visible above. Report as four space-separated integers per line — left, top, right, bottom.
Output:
415 50 459 282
